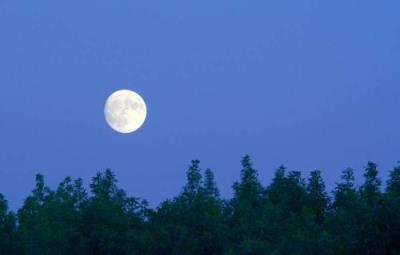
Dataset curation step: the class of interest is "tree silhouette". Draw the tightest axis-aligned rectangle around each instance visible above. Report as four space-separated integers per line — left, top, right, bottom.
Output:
307 170 329 224
1 156 400 254
0 194 16 254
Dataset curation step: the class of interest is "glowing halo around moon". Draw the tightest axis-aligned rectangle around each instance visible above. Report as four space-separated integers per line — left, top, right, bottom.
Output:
104 89 147 134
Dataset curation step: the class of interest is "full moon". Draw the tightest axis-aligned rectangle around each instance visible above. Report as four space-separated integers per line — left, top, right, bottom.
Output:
104 89 147 134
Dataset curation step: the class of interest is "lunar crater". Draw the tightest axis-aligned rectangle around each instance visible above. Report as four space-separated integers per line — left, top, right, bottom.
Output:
104 90 147 133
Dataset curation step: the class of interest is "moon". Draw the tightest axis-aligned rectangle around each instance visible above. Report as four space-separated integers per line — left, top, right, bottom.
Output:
104 90 147 133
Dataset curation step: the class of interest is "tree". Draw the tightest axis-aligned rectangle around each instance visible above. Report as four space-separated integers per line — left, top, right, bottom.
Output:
232 155 263 206
357 162 385 255
360 161 381 206
329 165 386 255
0 194 16 254
333 168 357 209
285 171 307 214
17 174 54 255
6 156 400 254
380 164 400 254
204 168 219 199
81 169 147 255
386 164 400 196
306 170 329 224
17 175 87 255
182 160 202 199
146 161 225 255
229 155 266 254
327 168 362 255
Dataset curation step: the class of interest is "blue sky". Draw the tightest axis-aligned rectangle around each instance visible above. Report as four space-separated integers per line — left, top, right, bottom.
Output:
0 0 399 209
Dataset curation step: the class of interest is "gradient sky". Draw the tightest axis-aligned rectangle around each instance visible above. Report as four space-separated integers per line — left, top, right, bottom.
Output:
0 0 399 209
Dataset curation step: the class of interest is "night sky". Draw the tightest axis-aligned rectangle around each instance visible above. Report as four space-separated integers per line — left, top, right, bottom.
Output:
0 1 399 209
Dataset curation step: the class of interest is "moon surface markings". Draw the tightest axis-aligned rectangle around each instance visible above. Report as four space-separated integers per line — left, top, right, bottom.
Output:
104 90 147 134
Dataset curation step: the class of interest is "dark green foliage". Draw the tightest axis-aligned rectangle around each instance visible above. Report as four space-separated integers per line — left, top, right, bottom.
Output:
0 194 16 254
232 155 263 205
387 164 400 196
379 164 400 254
183 160 202 197
307 170 329 224
360 161 382 206
17 174 87 255
328 168 363 255
81 169 147 255
204 168 219 198
146 160 225 255
1 157 400 254
229 155 265 254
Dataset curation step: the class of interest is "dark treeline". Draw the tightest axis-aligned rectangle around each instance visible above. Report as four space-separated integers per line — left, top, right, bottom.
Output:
1 156 400 255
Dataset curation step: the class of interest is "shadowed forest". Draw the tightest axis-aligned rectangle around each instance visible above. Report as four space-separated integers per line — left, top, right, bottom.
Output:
1 156 400 255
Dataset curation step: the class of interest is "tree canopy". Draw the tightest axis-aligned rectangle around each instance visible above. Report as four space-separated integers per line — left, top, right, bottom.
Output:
0 157 399 255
